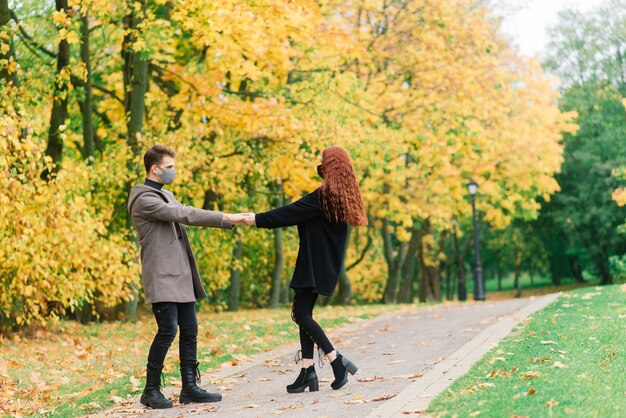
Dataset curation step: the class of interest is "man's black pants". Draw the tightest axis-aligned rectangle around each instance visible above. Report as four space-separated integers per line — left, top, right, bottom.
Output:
147 302 198 369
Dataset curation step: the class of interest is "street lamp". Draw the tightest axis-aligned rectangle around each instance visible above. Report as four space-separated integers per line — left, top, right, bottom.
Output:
468 179 485 301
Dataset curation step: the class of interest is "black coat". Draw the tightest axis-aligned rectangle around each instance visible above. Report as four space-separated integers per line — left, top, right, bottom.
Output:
255 188 348 296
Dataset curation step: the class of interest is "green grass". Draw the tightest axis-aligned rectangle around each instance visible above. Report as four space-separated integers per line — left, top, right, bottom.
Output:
0 303 400 417
428 284 626 417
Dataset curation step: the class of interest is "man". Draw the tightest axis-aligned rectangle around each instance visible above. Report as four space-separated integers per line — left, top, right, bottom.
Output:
127 144 245 409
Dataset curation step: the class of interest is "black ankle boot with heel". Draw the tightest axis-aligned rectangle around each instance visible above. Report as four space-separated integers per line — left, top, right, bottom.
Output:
140 366 173 409
286 366 319 393
330 352 358 390
179 362 222 404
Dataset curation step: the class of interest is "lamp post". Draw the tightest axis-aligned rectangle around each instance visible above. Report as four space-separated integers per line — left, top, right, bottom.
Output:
468 179 485 301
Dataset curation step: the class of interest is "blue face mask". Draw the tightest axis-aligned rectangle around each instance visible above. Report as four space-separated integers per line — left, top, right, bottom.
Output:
157 166 175 184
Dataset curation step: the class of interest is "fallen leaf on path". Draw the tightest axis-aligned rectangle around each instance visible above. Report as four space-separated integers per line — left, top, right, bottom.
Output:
521 371 541 380
345 395 365 404
545 399 559 407
540 341 557 345
244 404 259 408
402 410 425 415
393 373 423 379
357 376 386 382
434 357 444 364
526 388 536 396
371 393 398 402
551 361 566 369
274 402 304 414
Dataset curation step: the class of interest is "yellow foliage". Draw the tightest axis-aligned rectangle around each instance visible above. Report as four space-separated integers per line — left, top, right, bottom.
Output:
0 0 576 326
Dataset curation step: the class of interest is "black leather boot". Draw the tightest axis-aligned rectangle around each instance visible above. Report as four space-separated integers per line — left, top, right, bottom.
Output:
140 367 173 409
179 362 222 404
330 353 358 390
286 365 319 393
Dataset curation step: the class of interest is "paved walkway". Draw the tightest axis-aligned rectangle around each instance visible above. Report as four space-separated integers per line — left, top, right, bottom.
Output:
99 293 560 417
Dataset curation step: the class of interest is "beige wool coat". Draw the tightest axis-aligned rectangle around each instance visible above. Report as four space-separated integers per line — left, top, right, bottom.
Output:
127 184 234 304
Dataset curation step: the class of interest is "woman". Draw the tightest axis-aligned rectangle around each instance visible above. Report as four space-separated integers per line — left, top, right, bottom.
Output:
244 146 368 393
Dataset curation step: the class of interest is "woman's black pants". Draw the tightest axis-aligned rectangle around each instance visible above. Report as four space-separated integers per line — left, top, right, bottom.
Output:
147 302 198 369
291 288 335 359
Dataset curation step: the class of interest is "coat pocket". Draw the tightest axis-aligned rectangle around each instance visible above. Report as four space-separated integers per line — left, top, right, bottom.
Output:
156 239 182 277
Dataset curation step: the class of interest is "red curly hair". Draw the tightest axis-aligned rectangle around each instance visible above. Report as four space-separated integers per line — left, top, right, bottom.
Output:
318 147 368 226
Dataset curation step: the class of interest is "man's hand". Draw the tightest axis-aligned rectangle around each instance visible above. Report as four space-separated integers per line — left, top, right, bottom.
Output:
223 213 246 224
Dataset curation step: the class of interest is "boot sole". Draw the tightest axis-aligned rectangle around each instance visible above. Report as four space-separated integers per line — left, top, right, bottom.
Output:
287 380 319 394
179 395 223 404
140 396 173 409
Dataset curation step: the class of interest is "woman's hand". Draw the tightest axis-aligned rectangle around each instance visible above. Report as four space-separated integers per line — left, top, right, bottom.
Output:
242 213 256 226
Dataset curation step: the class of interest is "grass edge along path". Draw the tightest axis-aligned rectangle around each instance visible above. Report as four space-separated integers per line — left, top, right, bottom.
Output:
0 303 402 417
427 284 626 418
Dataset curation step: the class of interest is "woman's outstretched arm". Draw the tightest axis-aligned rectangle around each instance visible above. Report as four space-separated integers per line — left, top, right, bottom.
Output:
252 190 320 229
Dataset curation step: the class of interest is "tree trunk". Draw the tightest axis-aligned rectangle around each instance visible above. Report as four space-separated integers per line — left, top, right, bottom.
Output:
0 0 18 89
497 268 502 291
333 264 352 305
452 222 467 301
595 257 612 285
123 0 148 154
268 184 285 308
228 233 243 312
79 10 94 159
122 0 149 320
382 218 407 304
514 258 522 298
429 264 442 301
398 228 420 303
281 279 290 305
568 255 585 283
43 0 70 178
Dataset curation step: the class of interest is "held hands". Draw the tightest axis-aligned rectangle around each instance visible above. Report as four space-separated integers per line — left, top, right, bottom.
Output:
224 212 256 226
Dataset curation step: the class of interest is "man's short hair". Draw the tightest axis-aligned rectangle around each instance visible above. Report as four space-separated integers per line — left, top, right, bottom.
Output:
144 144 176 174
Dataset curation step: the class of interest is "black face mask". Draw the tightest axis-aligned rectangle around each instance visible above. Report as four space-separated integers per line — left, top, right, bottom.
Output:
317 164 324 179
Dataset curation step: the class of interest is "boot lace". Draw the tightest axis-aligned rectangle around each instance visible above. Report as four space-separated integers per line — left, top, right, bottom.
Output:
194 362 202 385
317 346 326 368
